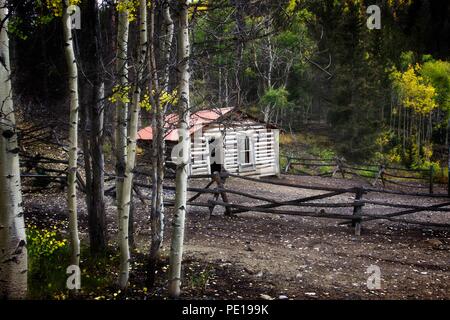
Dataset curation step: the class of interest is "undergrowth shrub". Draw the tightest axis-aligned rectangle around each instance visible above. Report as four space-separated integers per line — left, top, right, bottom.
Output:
27 224 70 298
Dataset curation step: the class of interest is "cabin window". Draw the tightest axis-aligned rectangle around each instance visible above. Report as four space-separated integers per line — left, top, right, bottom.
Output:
244 136 251 163
237 133 255 169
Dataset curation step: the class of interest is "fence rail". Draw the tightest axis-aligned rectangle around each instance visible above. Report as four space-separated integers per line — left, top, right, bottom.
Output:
19 152 450 235
125 171 450 235
282 155 440 194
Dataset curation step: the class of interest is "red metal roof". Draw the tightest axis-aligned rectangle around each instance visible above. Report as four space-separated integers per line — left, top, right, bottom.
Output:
137 107 234 141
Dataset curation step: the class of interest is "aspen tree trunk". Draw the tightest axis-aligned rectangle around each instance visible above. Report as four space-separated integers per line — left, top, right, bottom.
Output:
0 2 27 299
162 1 174 91
117 0 147 289
115 3 129 214
63 1 81 269
115 3 130 289
169 0 190 298
148 0 174 287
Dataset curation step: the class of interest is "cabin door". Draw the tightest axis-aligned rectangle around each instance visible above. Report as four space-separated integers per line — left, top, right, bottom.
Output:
208 135 223 174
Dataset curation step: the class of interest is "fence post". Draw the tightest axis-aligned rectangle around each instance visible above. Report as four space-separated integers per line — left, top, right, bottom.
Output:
338 158 346 179
352 188 364 236
212 172 231 216
332 158 340 177
371 165 383 186
284 157 292 174
429 165 434 195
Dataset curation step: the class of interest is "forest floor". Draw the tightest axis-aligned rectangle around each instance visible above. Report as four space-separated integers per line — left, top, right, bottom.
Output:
24 172 450 300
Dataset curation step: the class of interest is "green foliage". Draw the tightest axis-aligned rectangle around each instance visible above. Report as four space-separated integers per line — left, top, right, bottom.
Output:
260 87 290 110
8 16 28 40
109 85 132 104
188 265 213 293
27 224 121 300
373 130 401 164
45 0 81 17
310 146 336 161
420 59 450 113
391 64 437 115
116 0 141 22
27 224 70 299
382 55 450 170
103 140 113 155
399 51 416 70
406 141 439 172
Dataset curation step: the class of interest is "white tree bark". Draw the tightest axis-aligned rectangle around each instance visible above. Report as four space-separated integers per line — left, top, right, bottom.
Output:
115 3 129 210
0 2 27 299
162 1 174 91
168 0 191 298
115 2 131 289
148 0 174 287
63 1 81 270
118 0 147 289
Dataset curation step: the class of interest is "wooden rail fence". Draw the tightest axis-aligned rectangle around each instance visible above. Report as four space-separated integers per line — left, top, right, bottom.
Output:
129 171 450 235
20 154 450 235
282 155 440 194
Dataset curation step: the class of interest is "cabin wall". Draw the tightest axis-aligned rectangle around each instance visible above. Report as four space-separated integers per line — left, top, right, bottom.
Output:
190 136 210 175
190 122 279 177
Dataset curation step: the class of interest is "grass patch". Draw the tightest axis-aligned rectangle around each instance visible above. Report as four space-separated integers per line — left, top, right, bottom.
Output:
27 223 121 299
27 224 70 299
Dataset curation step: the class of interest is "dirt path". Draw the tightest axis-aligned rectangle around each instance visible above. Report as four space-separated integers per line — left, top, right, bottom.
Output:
24 175 450 299
178 175 450 299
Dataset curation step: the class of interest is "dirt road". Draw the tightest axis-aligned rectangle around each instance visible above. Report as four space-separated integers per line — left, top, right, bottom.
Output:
25 174 450 299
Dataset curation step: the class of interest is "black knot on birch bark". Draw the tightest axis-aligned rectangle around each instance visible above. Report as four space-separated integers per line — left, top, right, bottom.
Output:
14 240 26 254
9 147 20 154
2 130 14 139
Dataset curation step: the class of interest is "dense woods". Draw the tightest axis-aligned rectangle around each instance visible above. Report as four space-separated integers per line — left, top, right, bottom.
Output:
0 0 449 300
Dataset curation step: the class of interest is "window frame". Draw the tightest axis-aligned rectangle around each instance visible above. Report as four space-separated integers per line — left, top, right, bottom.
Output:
237 132 255 171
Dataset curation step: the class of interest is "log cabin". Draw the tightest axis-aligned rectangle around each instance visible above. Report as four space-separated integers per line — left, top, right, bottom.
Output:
137 107 281 177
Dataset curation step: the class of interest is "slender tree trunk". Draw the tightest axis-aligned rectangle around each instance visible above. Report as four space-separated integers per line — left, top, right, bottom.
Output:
115 4 130 289
0 3 27 299
263 29 274 123
80 0 107 255
169 0 190 298
159 0 173 225
232 0 244 106
218 67 222 106
115 5 129 205
118 0 147 289
447 116 450 197
89 82 106 252
224 68 229 106
80 83 93 231
148 0 161 287
147 0 173 288
63 1 81 270
162 1 174 91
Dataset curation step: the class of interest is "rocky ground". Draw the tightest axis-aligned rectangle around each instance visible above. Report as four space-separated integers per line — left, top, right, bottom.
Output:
24 173 450 300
